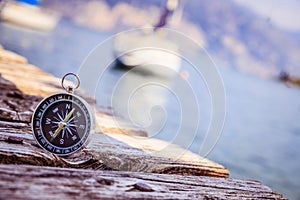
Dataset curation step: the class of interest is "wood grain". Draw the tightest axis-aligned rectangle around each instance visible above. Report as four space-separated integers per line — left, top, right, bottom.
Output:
0 164 286 200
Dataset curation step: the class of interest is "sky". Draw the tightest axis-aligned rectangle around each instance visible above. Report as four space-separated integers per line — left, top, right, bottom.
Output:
234 0 300 32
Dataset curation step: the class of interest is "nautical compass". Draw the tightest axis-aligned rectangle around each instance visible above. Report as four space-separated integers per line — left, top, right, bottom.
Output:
31 73 94 155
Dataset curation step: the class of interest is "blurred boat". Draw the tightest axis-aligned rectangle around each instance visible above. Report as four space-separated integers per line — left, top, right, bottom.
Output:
0 0 59 32
113 0 182 78
114 29 181 78
278 71 300 87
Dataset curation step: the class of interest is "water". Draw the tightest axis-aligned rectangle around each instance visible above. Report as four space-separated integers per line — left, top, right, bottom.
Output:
1 19 300 199
211 70 300 199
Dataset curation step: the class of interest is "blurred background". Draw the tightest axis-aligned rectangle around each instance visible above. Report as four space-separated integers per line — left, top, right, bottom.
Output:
0 0 300 199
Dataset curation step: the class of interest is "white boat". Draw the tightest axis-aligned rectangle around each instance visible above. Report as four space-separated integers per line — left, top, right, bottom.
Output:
0 0 59 32
113 0 181 78
114 29 181 78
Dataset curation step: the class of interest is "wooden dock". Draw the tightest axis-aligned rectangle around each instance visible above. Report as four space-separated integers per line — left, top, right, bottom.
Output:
0 46 285 199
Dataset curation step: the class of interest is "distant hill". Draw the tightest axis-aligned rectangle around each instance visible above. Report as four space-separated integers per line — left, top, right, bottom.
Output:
41 0 300 78
184 0 300 77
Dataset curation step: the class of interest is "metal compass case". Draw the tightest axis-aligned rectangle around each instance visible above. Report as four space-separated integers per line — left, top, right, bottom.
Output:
31 73 95 156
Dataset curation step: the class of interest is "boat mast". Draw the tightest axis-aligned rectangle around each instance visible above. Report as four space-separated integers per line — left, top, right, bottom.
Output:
154 0 179 31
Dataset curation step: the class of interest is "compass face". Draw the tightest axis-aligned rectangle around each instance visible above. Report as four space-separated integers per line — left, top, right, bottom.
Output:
32 93 93 155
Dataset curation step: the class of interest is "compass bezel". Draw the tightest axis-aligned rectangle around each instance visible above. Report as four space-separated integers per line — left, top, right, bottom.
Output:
31 92 94 156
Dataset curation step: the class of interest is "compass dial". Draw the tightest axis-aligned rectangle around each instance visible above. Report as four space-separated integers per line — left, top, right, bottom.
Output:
32 93 93 155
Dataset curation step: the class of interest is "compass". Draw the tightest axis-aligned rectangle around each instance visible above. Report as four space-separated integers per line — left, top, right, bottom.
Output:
31 73 94 155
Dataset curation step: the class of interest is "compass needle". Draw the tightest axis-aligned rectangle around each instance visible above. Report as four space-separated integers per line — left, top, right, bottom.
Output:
50 108 75 142
63 108 76 123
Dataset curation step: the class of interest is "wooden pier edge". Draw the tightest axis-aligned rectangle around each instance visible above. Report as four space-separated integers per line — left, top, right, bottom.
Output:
0 164 285 200
0 46 286 199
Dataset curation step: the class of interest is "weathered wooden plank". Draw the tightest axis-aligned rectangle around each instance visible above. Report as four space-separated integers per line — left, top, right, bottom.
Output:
0 46 229 177
0 130 228 177
0 164 286 200
0 49 27 64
